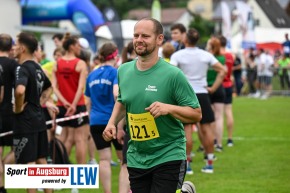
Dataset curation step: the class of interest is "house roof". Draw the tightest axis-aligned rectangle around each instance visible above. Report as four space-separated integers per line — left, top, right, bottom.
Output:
127 8 188 25
256 0 290 28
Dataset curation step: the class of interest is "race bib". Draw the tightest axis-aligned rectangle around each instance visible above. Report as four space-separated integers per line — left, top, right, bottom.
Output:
127 112 159 141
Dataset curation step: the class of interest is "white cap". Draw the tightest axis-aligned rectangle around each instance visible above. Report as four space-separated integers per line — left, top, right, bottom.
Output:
78 37 89 49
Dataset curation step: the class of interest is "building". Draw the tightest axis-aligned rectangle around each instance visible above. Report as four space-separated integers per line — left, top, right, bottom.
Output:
0 0 21 38
127 8 193 33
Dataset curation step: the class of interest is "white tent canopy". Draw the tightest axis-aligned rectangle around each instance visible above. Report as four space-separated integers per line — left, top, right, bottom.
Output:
254 27 290 43
95 19 137 40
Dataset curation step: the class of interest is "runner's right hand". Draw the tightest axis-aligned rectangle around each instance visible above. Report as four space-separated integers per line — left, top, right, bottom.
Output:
103 124 117 142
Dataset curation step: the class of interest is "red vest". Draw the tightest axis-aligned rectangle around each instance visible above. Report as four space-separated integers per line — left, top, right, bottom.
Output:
223 52 234 88
56 58 85 106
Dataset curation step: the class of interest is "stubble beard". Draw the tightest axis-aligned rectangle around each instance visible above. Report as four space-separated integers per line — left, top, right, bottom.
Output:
134 44 156 57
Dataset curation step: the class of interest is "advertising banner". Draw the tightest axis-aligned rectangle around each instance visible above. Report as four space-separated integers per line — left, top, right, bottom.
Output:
5 164 99 189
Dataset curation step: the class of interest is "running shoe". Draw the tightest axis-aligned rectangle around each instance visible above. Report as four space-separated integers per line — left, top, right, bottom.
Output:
186 162 194 175
201 165 214 174
215 145 223 152
87 158 98 164
196 146 204 152
204 154 217 161
181 181 196 193
227 139 234 147
111 160 118 166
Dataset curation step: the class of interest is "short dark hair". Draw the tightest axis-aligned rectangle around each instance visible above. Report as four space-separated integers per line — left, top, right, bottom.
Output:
218 35 227 47
0 33 13 52
170 23 186 33
186 28 199 46
138 18 163 35
52 33 63 41
17 32 38 54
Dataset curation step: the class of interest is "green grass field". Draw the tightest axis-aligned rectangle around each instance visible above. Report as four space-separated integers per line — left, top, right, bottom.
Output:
5 96 290 193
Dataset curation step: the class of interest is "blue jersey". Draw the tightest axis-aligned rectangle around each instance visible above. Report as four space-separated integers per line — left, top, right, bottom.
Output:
85 65 118 125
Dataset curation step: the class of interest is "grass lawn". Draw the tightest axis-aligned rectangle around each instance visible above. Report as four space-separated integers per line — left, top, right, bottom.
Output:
5 96 290 193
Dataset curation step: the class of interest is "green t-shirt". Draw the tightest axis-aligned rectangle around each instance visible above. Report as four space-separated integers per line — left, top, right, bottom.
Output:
277 58 290 75
117 58 200 169
207 55 225 86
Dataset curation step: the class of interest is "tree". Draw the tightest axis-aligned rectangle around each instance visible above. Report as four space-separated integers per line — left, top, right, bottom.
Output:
189 14 215 47
92 0 188 19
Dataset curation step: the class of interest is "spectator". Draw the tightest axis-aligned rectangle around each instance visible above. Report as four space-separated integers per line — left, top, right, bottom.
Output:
170 28 225 174
52 33 64 48
246 48 257 96
282 33 290 57
170 23 186 51
13 32 52 193
0 33 18 193
85 42 123 193
207 36 226 152
276 54 290 90
51 33 90 165
218 35 235 147
233 54 243 96
162 42 175 62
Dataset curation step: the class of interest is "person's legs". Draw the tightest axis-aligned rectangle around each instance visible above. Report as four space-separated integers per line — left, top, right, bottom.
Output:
0 147 4 193
87 134 97 164
212 103 224 150
3 147 14 165
119 163 130 193
99 147 112 193
279 75 285 89
284 71 290 89
150 160 186 193
224 104 234 146
248 70 256 94
119 132 130 193
195 94 215 173
64 127 74 156
128 160 186 193
199 123 214 167
184 124 193 174
128 167 152 193
74 124 89 164
36 158 52 193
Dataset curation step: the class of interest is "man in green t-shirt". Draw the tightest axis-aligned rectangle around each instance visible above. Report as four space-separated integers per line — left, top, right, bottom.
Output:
103 18 201 193
276 54 290 89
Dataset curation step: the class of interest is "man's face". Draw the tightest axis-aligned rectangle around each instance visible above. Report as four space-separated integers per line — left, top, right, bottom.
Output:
171 29 183 42
13 39 22 59
53 38 62 47
133 20 163 57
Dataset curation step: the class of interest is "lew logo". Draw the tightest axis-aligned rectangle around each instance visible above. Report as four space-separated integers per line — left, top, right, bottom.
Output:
145 85 157 92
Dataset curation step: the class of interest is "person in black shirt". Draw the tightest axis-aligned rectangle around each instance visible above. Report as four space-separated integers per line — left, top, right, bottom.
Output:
0 33 19 193
233 54 243 96
13 32 52 193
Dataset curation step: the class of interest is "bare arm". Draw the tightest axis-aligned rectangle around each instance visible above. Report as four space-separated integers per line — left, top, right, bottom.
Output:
72 60 88 107
85 96 91 115
145 102 202 123
103 101 126 141
113 84 118 101
116 117 126 144
0 85 3 103
14 85 26 113
40 87 52 106
208 62 226 93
